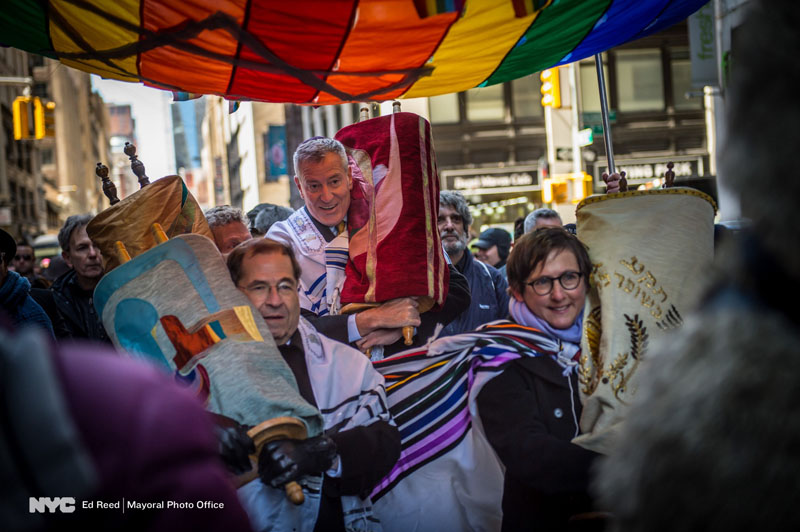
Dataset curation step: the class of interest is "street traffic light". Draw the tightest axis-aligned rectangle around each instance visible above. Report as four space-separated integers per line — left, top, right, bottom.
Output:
13 96 55 140
541 177 568 204
540 67 561 108
34 99 56 139
12 96 32 140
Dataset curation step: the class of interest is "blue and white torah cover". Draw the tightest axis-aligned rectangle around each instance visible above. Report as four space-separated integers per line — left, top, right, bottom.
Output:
93 233 322 435
574 188 716 454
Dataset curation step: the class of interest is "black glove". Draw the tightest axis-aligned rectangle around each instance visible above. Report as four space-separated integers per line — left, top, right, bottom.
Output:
216 424 256 476
258 435 337 488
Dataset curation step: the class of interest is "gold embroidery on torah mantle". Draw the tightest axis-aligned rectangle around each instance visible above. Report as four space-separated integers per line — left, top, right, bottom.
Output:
574 188 716 454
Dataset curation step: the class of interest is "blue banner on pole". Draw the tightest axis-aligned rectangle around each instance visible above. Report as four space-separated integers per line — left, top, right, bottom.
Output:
266 126 287 182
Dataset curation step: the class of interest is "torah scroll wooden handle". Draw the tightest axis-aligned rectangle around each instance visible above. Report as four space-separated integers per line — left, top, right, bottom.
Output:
124 142 151 188
402 326 413 346
242 417 308 505
96 162 120 205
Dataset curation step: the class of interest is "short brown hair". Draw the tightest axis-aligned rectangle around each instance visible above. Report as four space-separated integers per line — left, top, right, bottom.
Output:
506 226 591 296
226 238 302 286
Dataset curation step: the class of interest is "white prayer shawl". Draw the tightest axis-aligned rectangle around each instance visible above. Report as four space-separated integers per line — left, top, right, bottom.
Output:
267 208 348 317
239 317 391 532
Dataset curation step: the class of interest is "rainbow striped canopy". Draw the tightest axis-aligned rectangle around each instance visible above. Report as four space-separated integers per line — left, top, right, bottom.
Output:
1 0 707 105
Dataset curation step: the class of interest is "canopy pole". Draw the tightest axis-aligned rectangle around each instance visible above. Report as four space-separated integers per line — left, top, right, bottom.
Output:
594 53 615 175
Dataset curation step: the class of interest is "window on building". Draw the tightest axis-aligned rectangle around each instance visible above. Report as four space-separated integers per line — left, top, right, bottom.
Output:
466 84 505 122
511 74 543 118
40 147 54 166
670 48 703 110
579 58 609 113
615 49 664 112
429 93 460 124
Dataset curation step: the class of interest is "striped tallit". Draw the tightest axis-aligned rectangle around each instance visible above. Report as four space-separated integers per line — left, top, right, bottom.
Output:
371 321 563 532
267 208 349 317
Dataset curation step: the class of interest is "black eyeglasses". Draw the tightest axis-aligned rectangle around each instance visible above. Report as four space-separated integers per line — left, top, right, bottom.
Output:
14 254 33 261
527 271 583 295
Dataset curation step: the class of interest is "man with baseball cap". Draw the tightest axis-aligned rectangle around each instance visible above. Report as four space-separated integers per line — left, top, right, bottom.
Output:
472 227 512 278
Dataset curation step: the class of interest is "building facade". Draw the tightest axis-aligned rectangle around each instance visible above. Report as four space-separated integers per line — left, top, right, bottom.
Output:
427 20 712 230
0 48 45 240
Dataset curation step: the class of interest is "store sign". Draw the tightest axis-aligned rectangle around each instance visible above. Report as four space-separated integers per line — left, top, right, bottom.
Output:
688 2 717 88
442 166 538 194
596 157 703 184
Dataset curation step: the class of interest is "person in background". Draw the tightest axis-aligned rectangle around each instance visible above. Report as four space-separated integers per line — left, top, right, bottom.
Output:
523 207 563 234
247 203 294 237
439 190 509 336
12 240 49 288
0 229 54 336
48 214 109 343
42 255 71 284
205 205 253 257
514 217 526 242
472 227 512 278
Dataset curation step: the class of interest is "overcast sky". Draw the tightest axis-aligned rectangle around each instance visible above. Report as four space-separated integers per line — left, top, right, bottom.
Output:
91 76 177 180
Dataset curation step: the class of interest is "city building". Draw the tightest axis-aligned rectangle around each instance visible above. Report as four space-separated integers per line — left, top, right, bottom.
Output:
107 104 138 201
46 58 110 218
0 48 46 240
427 19 713 230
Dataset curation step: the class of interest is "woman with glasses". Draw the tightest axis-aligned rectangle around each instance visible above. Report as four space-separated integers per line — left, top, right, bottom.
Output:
476 226 601 531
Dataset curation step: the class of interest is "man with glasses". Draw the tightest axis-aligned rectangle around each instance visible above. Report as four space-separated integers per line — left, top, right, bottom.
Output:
226 238 400 531
438 190 509 336
12 241 49 289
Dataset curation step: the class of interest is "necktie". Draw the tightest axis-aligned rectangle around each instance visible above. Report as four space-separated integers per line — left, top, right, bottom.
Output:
336 221 346 235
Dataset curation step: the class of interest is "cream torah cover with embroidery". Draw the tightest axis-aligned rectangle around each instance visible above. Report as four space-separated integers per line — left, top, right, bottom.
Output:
574 188 716 454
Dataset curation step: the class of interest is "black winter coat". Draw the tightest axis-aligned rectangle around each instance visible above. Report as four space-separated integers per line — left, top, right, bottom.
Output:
477 355 600 531
46 270 110 343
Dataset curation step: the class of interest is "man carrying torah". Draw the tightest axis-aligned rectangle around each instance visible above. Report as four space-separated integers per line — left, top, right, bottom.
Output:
227 238 400 531
267 129 469 358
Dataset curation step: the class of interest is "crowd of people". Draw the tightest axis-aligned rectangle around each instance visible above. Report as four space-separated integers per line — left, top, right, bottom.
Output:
2 2 797 530
0 133 619 531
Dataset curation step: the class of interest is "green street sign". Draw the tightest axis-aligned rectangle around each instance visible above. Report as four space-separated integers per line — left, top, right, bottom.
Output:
582 110 617 126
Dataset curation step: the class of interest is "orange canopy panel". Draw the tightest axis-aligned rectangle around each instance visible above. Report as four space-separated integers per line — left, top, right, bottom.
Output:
2 0 709 104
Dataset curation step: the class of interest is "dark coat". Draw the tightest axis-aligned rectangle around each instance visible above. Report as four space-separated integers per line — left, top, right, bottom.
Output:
48 269 110 343
305 264 471 357
0 270 54 336
477 355 600 531
279 331 401 532
441 248 510 336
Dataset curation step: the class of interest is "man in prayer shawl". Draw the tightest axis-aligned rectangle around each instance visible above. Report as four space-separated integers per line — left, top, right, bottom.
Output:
267 137 469 357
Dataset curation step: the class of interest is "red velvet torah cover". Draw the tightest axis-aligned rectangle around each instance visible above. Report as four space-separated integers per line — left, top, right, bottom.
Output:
335 112 449 309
